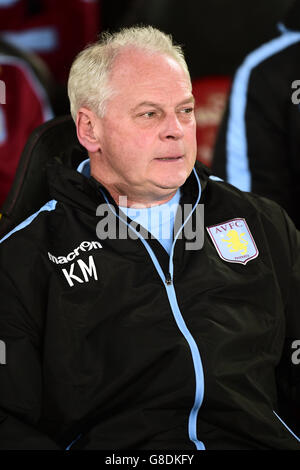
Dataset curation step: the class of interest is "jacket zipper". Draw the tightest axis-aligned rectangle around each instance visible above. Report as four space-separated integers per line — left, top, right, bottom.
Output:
99 169 205 450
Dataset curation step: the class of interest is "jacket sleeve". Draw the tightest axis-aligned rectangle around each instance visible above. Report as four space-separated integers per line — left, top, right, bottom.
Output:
275 209 300 434
212 62 300 228
0 263 61 450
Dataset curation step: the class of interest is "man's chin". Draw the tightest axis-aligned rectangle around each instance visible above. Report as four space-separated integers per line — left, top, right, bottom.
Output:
153 172 191 191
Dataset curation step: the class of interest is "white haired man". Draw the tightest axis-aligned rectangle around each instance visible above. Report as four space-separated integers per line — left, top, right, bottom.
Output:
0 26 300 451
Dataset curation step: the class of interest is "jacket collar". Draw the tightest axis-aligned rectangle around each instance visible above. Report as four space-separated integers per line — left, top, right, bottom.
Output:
47 158 211 213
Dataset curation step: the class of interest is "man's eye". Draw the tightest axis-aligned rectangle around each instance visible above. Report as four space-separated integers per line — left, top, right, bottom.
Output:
143 111 156 118
181 107 194 114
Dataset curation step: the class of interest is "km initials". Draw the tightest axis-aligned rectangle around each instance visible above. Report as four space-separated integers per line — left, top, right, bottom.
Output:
62 256 98 287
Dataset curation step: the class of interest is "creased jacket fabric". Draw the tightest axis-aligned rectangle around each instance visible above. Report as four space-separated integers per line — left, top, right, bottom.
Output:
0 160 300 450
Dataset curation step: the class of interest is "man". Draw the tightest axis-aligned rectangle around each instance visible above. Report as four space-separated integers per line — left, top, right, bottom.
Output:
212 1 300 229
0 26 300 450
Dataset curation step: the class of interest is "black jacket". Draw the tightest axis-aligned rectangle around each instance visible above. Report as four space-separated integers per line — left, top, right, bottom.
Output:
0 160 300 450
212 27 300 229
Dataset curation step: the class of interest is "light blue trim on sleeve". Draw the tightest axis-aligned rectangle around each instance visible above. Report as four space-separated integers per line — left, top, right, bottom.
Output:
226 30 300 192
0 199 57 243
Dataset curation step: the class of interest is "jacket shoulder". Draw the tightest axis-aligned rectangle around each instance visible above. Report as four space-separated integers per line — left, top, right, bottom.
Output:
0 200 63 260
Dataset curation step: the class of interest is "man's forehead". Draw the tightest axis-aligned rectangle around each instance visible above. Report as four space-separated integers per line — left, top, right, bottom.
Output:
106 48 192 111
110 47 188 81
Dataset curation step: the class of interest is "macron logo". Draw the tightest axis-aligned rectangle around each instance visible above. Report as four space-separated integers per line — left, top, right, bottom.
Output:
48 240 102 264
48 241 102 287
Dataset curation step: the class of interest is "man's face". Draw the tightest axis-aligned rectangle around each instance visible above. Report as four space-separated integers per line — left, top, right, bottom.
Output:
91 49 197 205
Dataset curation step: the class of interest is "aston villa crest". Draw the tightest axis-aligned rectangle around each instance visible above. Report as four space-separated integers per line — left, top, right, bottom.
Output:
206 218 259 265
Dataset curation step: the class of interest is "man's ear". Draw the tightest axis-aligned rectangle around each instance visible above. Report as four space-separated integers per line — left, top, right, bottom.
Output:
76 107 102 153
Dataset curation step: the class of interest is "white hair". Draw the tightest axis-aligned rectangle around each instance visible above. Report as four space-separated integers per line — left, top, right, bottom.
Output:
67 25 191 121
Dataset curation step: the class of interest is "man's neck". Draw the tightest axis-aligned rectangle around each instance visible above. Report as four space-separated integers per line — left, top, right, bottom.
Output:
115 190 179 208
92 175 178 208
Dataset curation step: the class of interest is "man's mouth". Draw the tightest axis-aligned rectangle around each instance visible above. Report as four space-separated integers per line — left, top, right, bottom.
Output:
155 155 183 161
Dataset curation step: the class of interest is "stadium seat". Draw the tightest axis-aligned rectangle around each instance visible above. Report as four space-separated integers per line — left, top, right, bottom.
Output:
0 114 86 238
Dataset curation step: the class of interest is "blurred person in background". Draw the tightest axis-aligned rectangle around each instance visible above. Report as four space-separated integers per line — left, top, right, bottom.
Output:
0 0 101 207
212 0 300 229
0 0 101 83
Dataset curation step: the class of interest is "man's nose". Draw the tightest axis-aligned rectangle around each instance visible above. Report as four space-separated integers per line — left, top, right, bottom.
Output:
159 114 184 140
